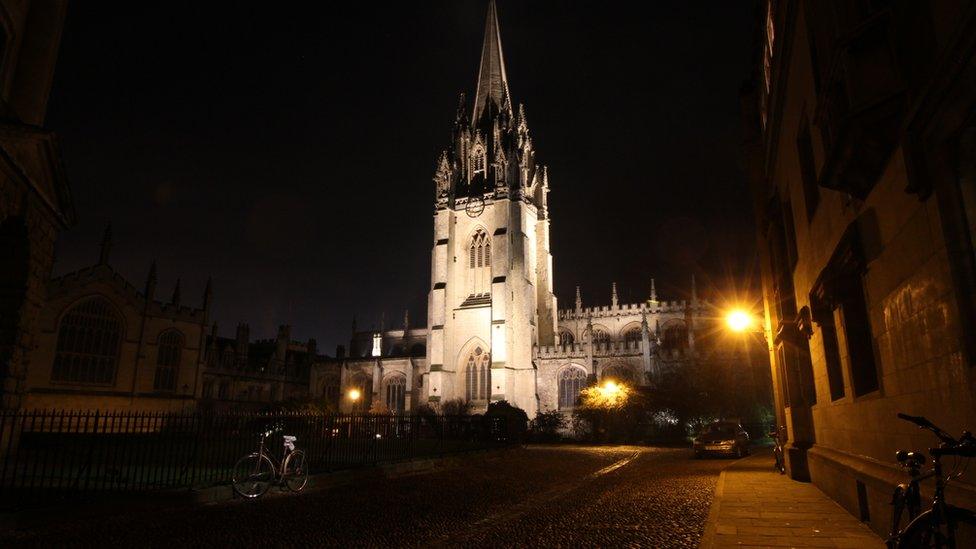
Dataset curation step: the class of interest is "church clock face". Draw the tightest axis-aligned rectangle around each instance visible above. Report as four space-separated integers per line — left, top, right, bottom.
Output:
465 197 485 218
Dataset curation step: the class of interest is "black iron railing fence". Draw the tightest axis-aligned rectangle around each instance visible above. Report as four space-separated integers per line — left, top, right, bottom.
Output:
0 409 507 508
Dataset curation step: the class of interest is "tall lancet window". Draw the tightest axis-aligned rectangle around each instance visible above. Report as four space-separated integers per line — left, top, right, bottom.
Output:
464 346 491 402
468 229 491 296
472 146 486 177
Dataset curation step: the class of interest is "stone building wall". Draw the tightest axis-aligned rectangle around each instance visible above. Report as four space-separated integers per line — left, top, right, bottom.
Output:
0 1 74 409
25 259 209 411
746 0 976 536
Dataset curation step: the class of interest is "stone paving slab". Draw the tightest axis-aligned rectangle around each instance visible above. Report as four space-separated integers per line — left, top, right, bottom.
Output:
700 450 884 548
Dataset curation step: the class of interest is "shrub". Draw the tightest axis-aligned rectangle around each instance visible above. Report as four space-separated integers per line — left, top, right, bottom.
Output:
440 398 472 416
486 400 528 442
529 410 567 442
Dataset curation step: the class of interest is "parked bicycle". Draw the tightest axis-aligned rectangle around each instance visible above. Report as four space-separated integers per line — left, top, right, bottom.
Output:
770 426 785 475
887 413 976 548
232 423 309 498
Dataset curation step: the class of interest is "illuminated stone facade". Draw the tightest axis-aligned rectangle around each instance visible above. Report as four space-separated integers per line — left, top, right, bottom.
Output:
325 1 711 418
745 0 976 537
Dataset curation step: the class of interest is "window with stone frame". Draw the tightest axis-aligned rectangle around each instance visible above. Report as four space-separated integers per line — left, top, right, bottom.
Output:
385 374 407 412
585 327 611 346
558 329 575 346
468 229 491 296
154 330 183 391
202 378 214 399
464 346 491 402
472 146 486 176
623 327 643 349
51 297 123 384
558 367 587 409
660 322 688 356
811 224 878 398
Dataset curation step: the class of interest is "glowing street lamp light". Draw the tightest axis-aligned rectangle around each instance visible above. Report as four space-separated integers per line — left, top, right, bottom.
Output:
726 309 755 333
601 380 620 396
348 388 361 402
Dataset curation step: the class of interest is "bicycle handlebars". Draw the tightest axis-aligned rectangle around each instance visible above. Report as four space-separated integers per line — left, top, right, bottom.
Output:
898 413 959 445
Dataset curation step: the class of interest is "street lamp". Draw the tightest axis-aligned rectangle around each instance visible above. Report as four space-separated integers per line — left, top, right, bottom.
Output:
726 309 755 333
348 388 361 402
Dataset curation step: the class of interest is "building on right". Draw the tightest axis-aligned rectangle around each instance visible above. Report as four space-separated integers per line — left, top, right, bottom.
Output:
743 0 976 536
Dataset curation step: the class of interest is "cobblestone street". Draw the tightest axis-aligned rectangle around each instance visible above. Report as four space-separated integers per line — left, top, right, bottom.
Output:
2 445 730 548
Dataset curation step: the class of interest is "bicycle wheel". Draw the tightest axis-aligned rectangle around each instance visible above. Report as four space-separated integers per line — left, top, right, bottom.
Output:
774 448 785 474
898 506 976 548
282 449 309 492
232 453 276 498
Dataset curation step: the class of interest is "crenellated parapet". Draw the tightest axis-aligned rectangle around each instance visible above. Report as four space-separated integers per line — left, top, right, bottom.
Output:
533 340 646 359
557 298 710 321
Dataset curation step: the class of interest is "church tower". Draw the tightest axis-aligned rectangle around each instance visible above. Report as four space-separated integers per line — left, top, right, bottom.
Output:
426 0 556 417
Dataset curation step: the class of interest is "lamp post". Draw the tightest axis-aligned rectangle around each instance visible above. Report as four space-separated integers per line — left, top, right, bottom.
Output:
723 307 773 419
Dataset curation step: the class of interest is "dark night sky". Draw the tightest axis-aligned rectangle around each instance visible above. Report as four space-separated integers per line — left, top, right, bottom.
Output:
45 1 759 352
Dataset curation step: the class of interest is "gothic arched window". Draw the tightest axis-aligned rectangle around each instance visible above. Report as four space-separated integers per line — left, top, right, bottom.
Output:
558 330 575 346
472 146 486 175
154 330 184 391
385 374 407 413
585 326 611 346
51 297 122 384
469 229 491 268
468 229 491 296
558 367 587 409
464 346 491 402
623 328 642 348
661 321 689 356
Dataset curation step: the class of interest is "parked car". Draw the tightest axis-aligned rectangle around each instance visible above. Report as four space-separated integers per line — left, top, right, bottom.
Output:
693 421 750 458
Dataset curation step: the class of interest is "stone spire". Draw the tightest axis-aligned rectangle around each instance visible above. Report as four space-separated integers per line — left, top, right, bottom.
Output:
403 309 410 332
203 276 213 311
98 222 112 265
575 285 582 312
145 260 158 299
650 278 658 303
472 0 512 123
171 278 182 306
611 282 619 309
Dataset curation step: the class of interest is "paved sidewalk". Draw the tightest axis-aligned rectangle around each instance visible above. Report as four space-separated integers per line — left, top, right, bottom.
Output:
700 450 884 548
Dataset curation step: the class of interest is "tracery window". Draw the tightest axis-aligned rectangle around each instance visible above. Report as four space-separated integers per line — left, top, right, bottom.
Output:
472 146 486 175
558 367 587 409
585 327 611 346
51 297 122 384
623 328 642 348
558 330 575 346
385 374 407 413
468 229 491 296
661 322 689 356
464 346 491 402
469 229 491 268
154 330 183 391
